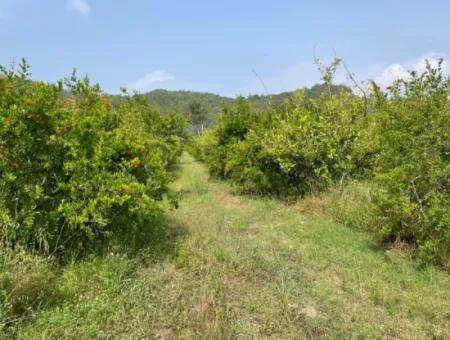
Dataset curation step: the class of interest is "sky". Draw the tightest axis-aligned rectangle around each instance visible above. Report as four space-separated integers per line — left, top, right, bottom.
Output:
1 0 450 97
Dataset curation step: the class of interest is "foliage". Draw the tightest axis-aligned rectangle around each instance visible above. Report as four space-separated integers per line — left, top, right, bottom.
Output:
194 87 370 196
247 84 351 108
0 59 187 258
371 60 450 266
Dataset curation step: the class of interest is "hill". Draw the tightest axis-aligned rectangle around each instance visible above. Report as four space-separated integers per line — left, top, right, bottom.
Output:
248 83 352 107
110 84 352 127
110 89 234 127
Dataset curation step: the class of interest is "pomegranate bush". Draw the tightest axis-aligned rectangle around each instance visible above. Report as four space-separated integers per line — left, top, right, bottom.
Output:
0 60 187 257
372 61 450 265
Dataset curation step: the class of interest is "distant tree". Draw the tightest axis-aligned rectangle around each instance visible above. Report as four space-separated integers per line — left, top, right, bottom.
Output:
187 100 208 126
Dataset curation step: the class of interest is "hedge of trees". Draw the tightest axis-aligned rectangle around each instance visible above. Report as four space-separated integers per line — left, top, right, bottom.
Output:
0 60 188 258
192 60 450 267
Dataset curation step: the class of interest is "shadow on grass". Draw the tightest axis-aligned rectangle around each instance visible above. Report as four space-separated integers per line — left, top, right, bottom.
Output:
3 212 188 335
109 213 188 263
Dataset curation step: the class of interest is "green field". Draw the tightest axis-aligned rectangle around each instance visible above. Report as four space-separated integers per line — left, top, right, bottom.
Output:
15 154 450 339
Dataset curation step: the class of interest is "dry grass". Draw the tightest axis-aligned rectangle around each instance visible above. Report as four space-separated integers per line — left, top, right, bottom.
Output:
295 193 332 216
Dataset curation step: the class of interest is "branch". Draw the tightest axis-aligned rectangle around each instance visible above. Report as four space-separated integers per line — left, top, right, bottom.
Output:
410 175 428 222
341 60 369 116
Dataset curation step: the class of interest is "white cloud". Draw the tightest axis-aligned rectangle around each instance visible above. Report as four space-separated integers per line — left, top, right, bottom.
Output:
126 70 175 92
414 56 448 74
67 0 90 16
375 53 449 88
375 64 409 87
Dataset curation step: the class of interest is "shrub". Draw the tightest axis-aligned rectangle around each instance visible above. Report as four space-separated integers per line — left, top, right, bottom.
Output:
194 88 370 197
0 60 187 257
251 90 369 196
371 60 450 266
189 128 217 162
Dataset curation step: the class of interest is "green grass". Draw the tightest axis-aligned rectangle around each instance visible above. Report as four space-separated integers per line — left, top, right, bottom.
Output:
11 153 450 339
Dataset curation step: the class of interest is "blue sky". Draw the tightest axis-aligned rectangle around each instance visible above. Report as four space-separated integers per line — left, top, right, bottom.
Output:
1 0 450 96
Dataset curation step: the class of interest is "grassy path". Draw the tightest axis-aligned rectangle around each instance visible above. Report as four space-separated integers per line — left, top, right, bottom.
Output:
19 154 450 339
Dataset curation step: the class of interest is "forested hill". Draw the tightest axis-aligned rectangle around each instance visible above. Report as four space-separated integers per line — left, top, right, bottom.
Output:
110 89 233 120
143 89 234 116
110 84 351 126
248 83 351 107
